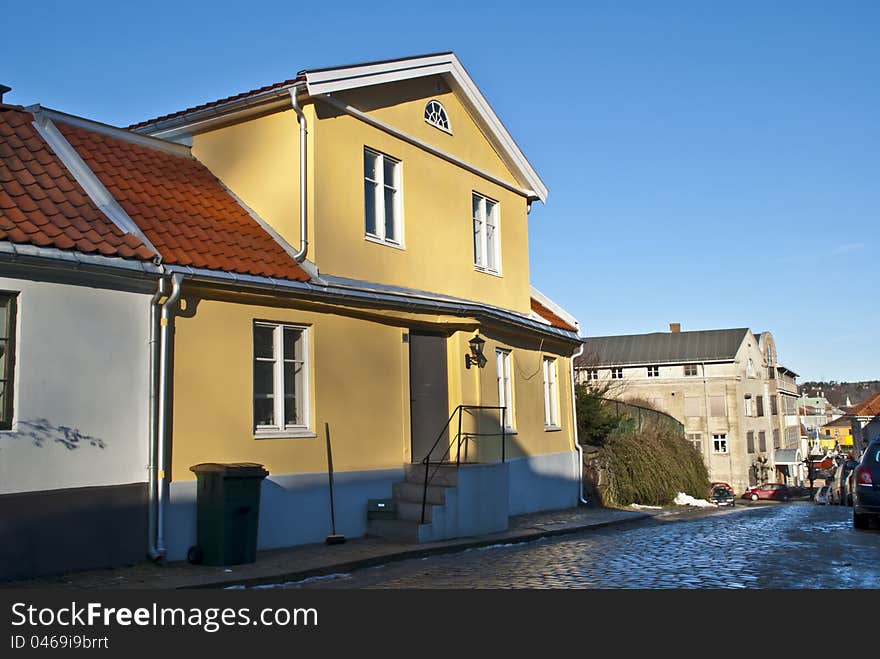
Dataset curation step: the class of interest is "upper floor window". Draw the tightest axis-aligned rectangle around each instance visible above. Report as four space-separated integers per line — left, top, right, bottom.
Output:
364 148 402 246
611 367 623 380
647 366 660 378
496 349 515 430
542 357 560 429
584 368 598 382
253 322 310 436
712 434 728 454
473 192 500 274
744 395 754 417
424 100 450 133
747 358 755 377
0 293 17 430
684 364 698 377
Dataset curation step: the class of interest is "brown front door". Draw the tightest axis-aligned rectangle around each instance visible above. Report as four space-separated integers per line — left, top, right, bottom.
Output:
409 332 449 463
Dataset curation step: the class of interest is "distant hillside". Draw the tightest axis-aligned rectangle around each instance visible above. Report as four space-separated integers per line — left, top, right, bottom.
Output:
799 381 880 407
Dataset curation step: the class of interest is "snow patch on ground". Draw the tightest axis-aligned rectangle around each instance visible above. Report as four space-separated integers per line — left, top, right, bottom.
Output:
630 503 663 509
674 492 716 507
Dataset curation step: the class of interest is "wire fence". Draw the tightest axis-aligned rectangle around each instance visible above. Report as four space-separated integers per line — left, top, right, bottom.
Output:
599 398 685 435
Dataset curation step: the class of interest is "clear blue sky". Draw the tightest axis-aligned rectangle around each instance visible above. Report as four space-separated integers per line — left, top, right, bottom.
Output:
2 1 877 381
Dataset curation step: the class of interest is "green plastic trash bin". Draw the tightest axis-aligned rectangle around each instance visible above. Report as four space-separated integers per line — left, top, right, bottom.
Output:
189 463 269 566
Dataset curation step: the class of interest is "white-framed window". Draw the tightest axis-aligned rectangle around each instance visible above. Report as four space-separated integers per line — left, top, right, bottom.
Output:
611 367 623 380
647 365 660 378
424 100 450 132
744 395 754 417
747 358 755 377
542 357 560 428
496 348 514 429
473 192 500 274
585 368 598 382
684 364 698 376
364 147 402 246
253 322 310 435
687 433 702 452
712 434 728 454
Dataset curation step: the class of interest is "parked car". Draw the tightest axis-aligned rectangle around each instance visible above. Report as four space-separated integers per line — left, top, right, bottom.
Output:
834 460 860 506
814 485 830 505
709 484 736 507
846 471 855 506
742 483 791 502
853 441 880 530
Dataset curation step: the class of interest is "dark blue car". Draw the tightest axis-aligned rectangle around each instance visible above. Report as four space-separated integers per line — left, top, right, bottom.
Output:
853 441 880 530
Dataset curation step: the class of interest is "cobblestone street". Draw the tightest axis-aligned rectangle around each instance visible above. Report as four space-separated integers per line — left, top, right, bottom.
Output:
281 504 880 589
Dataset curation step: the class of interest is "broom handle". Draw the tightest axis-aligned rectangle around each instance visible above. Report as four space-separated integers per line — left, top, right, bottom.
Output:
325 422 337 535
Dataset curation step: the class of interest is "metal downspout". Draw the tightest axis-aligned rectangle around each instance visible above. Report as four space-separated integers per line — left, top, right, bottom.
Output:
147 276 167 561
289 85 308 262
570 342 588 505
155 273 183 561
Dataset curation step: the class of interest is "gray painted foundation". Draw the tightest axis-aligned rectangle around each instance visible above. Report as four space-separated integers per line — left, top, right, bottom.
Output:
0 483 148 581
507 451 580 516
166 467 402 561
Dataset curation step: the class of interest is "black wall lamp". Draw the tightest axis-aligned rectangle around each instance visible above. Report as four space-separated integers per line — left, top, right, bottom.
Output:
465 334 487 369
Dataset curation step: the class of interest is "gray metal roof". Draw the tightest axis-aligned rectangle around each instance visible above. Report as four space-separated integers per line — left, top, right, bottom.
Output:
580 328 750 367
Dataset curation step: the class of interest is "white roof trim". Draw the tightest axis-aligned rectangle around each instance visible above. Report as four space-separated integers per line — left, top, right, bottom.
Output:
303 53 548 202
530 285 580 331
29 112 160 257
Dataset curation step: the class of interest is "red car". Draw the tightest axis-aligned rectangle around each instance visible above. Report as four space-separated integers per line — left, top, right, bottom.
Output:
742 483 791 502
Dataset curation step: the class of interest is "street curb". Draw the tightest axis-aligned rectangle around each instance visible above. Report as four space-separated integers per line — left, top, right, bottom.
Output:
183 511 655 589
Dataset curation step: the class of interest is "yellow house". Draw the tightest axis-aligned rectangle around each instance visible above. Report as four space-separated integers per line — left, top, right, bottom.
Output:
129 53 583 554
821 416 854 451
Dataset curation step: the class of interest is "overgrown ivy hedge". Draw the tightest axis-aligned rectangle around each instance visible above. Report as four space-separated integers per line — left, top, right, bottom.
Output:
576 383 710 506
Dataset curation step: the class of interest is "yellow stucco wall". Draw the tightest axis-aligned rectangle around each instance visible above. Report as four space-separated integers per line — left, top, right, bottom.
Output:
170 292 575 481
191 77 532 316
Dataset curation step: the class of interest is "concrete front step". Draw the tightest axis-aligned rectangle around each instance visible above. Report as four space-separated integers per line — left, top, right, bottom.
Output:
395 499 438 523
366 518 426 543
393 481 448 505
404 463 459 487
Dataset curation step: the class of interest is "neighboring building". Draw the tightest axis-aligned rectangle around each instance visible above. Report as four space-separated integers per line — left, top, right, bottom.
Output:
1 53 584 577
820 416 854 452
848 392 880 455
576 324 801 493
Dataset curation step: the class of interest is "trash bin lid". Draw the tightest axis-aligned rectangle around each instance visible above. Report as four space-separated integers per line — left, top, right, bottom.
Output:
190 462 268 477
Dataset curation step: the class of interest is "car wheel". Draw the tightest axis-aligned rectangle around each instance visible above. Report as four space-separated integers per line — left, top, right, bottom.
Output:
853 513 869 530
750 494 758 501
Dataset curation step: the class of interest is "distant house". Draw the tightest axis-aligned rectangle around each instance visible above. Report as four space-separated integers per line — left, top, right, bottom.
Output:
820 416 854 451
576 324 802 493
848 392 880 454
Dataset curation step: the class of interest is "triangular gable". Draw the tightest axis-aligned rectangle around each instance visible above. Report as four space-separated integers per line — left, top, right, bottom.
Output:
302 53 547 202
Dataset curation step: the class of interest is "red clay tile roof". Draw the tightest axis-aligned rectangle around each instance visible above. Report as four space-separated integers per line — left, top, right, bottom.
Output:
55 120 310 282
127 77 303 130
531 297 577 332
0 105 155 260
850 392 880 418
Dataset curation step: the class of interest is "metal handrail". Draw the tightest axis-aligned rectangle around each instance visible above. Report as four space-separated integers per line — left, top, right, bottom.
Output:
419 405 508 524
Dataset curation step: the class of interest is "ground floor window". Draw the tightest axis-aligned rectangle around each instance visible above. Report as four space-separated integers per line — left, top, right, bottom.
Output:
0 293 17 430
253 321 309 435
496 348 514 429
542 357 559 428
712 433 728 454
687 432 702 452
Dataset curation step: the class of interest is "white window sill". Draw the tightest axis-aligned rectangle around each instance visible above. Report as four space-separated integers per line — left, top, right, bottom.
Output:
544 425 563 432
254 430 317 440
365 235 405 250
474 265 502 278
499 427 517 435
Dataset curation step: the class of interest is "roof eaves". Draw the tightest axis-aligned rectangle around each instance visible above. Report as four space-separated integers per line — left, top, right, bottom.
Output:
28 110 160 259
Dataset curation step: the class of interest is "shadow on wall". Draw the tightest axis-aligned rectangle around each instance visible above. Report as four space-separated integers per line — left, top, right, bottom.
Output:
4 418 107 450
